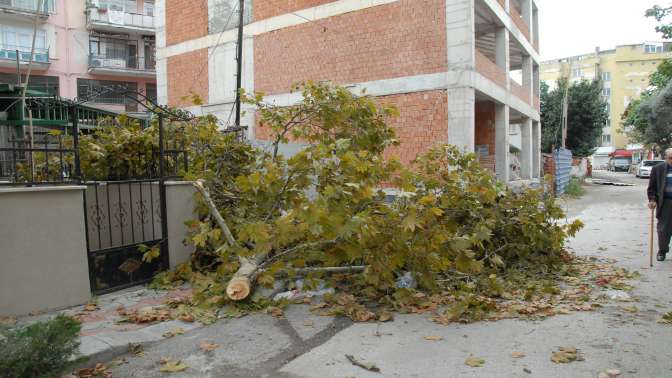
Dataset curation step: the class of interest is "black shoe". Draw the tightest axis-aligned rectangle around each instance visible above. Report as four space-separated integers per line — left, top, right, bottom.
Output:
657 251 667 262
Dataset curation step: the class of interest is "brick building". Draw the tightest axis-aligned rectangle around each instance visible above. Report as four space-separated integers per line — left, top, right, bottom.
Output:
156 0 542 182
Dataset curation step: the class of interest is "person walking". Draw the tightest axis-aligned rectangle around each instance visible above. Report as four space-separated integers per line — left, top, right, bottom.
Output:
647 148 672 261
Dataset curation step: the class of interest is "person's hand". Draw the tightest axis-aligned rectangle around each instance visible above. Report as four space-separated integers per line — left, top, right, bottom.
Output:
649 201 657 210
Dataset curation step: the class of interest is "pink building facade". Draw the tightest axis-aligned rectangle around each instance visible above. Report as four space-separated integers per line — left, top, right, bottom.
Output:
0 0 156 112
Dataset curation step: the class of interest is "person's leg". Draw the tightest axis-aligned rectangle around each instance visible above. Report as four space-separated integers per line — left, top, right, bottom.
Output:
657 200 672 260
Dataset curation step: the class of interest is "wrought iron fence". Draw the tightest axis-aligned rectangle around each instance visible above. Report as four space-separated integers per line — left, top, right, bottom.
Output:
0 136 75 184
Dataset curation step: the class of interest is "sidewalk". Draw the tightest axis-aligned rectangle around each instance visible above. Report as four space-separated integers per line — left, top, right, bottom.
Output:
13 285 201 367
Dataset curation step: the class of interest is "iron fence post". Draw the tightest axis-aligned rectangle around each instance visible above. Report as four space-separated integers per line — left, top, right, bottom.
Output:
71 104 81 181
158 114 170 269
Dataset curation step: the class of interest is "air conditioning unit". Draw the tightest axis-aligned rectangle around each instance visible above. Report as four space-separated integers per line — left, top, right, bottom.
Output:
90 57 102 67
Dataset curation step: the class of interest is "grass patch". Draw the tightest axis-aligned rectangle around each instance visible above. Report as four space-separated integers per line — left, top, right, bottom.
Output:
0 314 81 378
564 177 586 197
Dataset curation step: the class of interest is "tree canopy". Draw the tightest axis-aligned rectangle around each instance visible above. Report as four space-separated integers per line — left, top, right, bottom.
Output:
541 78 608 156
646 5 672 39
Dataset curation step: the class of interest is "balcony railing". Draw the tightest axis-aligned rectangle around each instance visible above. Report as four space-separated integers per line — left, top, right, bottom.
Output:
89 54 155 71
0 0 53 14
86 7 154 31
0 46 49 63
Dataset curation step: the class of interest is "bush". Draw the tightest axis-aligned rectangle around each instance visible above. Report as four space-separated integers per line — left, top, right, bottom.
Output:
564 177 585 197
0 314 81 378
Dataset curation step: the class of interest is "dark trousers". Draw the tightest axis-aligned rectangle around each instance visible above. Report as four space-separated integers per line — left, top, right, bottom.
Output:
658 199 672 254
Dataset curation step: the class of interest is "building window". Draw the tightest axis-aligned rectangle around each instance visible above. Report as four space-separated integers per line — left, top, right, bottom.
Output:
602 87 611 97
572 68 581 78
145 82 156 103
0 73 58 95
0 0 55 13
77 79 137 104
143 0 154 16
601 72 611 81
645 44 663 54
0 25 47 52
605 102 610 113
602 134 611 144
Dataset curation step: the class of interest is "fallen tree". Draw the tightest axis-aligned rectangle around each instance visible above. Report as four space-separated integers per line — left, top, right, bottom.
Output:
74 82 585 321
171 82 583 307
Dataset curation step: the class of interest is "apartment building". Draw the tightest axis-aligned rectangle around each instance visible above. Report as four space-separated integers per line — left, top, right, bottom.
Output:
0 0 157 112
540 42 672 150
156 0 542 182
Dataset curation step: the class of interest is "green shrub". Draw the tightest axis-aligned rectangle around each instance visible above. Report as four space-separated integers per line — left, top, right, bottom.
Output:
0 314 81 378
564 176 585 197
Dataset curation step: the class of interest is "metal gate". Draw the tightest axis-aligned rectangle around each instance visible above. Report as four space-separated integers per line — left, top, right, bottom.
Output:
83 179 169 294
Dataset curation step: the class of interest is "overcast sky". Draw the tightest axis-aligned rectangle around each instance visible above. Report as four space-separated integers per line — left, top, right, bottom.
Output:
536 0 667 61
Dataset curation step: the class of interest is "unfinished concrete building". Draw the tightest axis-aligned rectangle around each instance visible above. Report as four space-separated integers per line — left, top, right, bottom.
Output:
156 0 541 182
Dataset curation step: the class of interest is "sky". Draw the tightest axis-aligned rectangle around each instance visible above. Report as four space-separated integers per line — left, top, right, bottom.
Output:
536 0 667 61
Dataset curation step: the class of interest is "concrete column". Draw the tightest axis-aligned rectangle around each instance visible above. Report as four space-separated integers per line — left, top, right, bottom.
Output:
504 0 510 12
495 104 510 182
533 121 541 178
446 0 476 71
446 0 476 151
520 118 534 179
533 64 540 104
533 8 539 47
448 87 476 152
495 26 510 90
522 54 534 101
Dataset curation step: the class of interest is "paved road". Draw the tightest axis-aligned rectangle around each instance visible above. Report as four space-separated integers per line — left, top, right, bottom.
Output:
108 179 672 377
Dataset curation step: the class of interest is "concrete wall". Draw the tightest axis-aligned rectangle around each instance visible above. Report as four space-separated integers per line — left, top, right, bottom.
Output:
0 186 91 317
165 181 197 268
0 182 197 317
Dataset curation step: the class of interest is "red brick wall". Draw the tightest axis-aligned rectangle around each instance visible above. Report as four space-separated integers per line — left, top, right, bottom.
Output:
166 0 208 46
254 0 335 21
475 101 496 172
254 0 447 95
475 49 507 89
509 6 531 43
510 79 531 105
167 49 209 107
255 90 448 166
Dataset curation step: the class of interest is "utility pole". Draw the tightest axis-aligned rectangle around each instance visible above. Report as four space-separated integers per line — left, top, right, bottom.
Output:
234 0 244 127
560 60 571 149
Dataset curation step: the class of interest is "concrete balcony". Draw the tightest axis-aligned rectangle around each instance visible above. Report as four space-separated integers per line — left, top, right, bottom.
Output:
0 47 49 70
476 49 507 89
86 7 154 34
88 54 155 79
509 78 531 105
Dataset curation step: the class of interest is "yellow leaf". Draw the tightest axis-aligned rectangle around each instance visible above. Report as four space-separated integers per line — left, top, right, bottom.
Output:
511 351 526 358
159 360 188 373
424 335 443 341
377 310 393 322
162 328 185 338
465 356 485 367
199 341 220 352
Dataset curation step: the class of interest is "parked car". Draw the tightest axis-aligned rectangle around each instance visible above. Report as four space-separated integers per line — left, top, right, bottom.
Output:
608 157 631 172
636 159 664 178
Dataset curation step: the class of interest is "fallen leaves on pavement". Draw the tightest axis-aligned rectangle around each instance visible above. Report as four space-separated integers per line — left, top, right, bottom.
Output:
345 354 381 373
423 335 443 341
129 343 145 357
511 351 526 358
162 327 185 338
199 341 220 352
158 358 188 373
598 368 622 378
551 346 583 364
73 363 112 378
117 307 171 324
657 311 672 324
464 356 485 367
